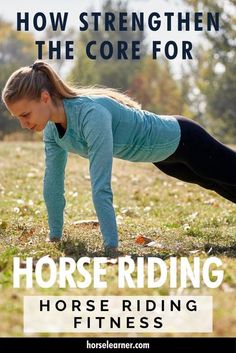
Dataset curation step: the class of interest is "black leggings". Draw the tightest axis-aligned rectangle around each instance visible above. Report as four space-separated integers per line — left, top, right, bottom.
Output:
154 116 236 203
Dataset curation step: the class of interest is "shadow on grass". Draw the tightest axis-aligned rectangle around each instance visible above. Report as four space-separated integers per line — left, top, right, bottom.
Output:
53 237 236 261
57 238 105 259
128 243 236 260
54 238 171 261
204 243 236 258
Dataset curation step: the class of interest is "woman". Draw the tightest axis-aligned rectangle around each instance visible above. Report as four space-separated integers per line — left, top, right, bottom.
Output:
2 60 236 257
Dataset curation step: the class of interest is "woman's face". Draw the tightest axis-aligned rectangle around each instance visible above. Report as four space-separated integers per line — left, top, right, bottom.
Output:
6 92 52 132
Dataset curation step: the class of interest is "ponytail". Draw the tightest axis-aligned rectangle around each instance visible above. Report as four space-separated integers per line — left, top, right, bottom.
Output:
2 60 141 109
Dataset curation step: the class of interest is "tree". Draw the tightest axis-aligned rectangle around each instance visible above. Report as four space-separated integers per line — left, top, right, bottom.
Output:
181 0 236 142
68 0 147 90
0 17 36 137
128 56 187 115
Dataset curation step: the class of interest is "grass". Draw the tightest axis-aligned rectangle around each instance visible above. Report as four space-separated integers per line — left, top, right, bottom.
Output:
0 141 235 337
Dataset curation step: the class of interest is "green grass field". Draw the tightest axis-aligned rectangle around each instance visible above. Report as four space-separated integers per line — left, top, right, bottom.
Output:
0 141 235 337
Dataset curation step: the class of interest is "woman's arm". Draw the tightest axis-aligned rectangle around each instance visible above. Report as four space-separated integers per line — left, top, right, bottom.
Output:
43 126 68 239
82 103 118 248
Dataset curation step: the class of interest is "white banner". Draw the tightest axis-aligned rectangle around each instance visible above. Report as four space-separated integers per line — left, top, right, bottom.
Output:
24 296 212 333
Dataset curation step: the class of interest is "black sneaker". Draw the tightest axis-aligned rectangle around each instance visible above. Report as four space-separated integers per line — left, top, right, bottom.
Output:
46 237 61 243
104 246 120 258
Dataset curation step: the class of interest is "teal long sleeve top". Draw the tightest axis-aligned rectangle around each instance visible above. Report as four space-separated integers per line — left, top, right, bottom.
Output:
43 96 181 247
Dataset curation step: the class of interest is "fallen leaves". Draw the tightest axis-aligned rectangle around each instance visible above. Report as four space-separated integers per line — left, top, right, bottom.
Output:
135 234 164 249
183 223 191 231
189 250 201 254
68 191 78 198
144 206 152 213
73 219 99 229
18 227 36 241
185 212 199 222
120 207 139 217
204 198 218 206
135 234 153 245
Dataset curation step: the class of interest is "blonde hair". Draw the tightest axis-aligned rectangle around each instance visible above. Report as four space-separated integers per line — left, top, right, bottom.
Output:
2 60 141 109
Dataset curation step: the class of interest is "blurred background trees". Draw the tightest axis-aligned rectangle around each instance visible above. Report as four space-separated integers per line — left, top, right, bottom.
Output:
182 0 236 142
0 0 235 142
68 0 147 90
0 17 36 138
